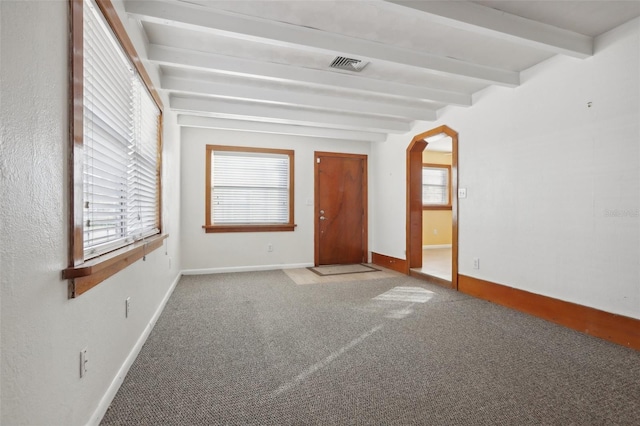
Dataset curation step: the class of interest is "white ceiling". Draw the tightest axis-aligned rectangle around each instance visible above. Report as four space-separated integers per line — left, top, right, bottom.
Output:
425 135 452 153
124 0 640 142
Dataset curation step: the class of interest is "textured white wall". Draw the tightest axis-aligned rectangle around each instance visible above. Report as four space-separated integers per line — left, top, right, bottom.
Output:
372 18 640 319
180 127 371 272
370 135 407 260
0 1 182 425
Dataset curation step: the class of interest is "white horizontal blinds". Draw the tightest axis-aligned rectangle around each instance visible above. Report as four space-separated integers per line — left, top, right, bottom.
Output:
212 151 290 224
128 78 160 240
83 0 133 258
83 0 160 260
422 167 448 205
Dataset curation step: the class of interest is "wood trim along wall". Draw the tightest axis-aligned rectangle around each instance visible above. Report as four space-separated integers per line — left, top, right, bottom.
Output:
204 144 213 227
64 234 168 298
70 0 84 266
422 206 453 211
406 139 427 270
451 132 459 290
203 225 296 233
458 275 640 351
372 252 408 274
157 118 163 235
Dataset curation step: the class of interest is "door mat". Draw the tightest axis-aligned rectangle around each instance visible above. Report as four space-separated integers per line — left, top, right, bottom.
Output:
308 264 380 276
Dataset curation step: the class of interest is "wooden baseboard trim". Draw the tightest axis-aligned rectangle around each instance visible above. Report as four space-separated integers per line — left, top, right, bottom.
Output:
458 275 640 351
372 252 407 274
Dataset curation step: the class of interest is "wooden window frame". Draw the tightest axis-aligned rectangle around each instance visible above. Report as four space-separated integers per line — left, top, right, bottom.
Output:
62 0 166 298
203 145 295 233
422 163 452 210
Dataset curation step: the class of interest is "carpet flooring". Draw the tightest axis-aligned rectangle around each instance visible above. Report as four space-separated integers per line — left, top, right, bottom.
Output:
101 271 640 425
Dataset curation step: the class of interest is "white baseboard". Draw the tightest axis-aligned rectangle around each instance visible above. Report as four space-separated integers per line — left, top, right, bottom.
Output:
87 271 183 426
182 263 314 275
422 244 452 250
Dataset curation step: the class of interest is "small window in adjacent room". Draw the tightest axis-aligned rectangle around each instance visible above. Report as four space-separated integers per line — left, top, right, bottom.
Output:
422 165 451 207
204 146 295 233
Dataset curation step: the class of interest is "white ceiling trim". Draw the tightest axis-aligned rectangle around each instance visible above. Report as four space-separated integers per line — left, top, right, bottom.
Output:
170 96 412 133
385 1 593 59
162 75 437 121
148 45 472 107
177 115 388 143
125 0 520 87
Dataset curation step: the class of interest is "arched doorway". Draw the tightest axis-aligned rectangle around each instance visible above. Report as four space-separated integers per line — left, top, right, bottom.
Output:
406 125 459 289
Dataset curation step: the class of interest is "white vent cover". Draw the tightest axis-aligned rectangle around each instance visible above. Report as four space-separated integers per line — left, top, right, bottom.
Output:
330 56 369 72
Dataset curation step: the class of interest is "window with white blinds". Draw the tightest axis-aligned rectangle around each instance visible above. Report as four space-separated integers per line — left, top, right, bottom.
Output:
422 166 450 206
82 0 160 259
205 146 294 231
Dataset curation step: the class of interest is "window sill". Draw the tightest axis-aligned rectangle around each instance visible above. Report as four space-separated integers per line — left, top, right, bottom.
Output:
422 205 452 211
203 224 296 233
62 234 168 298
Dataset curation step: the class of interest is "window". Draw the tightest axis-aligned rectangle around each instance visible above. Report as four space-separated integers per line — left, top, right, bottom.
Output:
63 0 165 297
422 164 451 207
204 146 295 232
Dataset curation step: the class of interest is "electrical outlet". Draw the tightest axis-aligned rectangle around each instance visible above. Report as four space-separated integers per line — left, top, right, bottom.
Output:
473 258 480 269
458 188 467 199
433 229 438 235
125 297 131 318
80 347 88 378
268 243 273 252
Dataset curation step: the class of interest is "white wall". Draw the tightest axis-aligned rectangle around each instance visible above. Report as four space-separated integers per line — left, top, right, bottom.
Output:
0 1 182 425
372 18 640 319
180 127 371 272
370 133 407 260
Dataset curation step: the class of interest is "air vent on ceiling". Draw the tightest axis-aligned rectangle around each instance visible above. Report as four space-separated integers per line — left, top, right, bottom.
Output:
330 56 369 72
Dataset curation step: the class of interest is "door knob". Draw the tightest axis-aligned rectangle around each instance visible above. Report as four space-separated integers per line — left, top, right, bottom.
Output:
320 216 326 220
320 210 325 214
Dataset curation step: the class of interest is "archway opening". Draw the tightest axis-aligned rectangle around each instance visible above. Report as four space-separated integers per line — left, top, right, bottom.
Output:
406 125 459 289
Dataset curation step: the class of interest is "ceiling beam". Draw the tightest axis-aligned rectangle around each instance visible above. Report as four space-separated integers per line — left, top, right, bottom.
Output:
125 0 519 86
385 1 593 59
162 75 437 121
170 96 412 133
177 115 388 142
148 45 471 107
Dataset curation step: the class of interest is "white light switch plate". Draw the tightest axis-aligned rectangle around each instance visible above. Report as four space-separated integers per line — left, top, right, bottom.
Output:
458 188 467 198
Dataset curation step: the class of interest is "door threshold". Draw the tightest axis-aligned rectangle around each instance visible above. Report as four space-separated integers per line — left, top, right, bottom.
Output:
409 269 453 289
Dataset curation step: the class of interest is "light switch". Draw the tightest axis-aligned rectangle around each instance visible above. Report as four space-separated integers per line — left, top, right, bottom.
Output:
458 188 467 198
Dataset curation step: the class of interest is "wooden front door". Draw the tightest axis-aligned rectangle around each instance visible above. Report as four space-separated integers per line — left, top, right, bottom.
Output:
315 152 368 265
